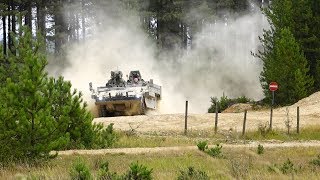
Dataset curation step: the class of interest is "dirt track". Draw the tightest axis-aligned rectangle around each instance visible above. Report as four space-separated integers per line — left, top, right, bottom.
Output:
58 140 320 155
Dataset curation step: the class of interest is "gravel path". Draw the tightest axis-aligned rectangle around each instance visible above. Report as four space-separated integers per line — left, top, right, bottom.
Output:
58 140 320 155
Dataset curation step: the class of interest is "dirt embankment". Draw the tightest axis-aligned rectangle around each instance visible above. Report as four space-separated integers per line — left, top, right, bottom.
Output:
93 92 320 134
64 92 320 156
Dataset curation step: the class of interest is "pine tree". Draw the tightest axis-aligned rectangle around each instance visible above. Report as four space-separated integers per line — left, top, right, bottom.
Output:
0 27 94 163
263 0 320 92
259 28 313 105
309 0 320 90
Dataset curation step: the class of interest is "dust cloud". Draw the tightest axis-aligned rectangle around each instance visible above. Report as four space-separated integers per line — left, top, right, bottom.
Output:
57 1 267 114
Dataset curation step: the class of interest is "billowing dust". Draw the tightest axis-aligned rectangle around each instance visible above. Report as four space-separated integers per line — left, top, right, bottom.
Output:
49 1 267 114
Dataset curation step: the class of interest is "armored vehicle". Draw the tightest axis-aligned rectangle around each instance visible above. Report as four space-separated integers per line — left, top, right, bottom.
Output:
89 70 161 117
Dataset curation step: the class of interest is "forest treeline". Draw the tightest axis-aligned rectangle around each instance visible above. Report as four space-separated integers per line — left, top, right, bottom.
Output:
0 0 267 54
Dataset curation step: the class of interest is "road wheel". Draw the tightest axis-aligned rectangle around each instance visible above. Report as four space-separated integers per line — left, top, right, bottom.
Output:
140 100 146 115
99 105 108 117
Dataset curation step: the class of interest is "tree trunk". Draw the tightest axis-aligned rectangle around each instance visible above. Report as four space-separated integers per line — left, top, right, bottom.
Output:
75 13 79 41
81 0 85 40
8 0 11 53
18 4 23 36
54 0 66 54
8 0 16 54
2 15 7 56
37 0 46 38
24 0 32 29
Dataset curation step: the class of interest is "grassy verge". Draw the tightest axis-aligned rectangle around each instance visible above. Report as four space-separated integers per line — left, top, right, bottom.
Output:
1 147 320 179
114 130 224 148
113 126 320 148
244 126 320 141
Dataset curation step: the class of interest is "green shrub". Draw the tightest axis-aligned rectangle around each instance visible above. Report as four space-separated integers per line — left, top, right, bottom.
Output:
97 161 119 180
236 96 251 103
197 141 208 151
92 123 118 148
206 144 223 157
257 144 264 155
177 166 209 180
310 155 320 166
208 94 251 113
123 162 153 180
280 159 296 174
70 158 92 180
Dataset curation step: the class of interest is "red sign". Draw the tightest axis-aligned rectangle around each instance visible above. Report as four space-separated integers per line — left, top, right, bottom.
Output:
269 82 278 91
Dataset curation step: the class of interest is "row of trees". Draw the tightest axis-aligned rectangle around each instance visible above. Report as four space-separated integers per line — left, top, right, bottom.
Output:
0 0 84 55
0 0 268 55
257 0 320 105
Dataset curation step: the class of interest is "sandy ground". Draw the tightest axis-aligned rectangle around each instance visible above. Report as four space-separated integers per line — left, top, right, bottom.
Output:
93 92 320 134
59 93 320 155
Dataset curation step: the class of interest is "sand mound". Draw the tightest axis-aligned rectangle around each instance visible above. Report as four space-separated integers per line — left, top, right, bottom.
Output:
222 103 253 113
93 91 320 134
293 91 320 107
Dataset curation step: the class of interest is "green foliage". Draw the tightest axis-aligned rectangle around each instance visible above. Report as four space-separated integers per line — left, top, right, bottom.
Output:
92 123 118 149
70 158 93 180
206 144 223 158
97 161 119 180
177 166 209 180
123 162 153 180
259 27 313 105
197 141 208 151
48 77 95 150
257 0 318 105
268 159 297 174
257 144 264 155
196 142 223 158
208 95 251 113
0 27 69 163
0 26 116 164
96 161 152 180
310 154 320 166
280 159 297 174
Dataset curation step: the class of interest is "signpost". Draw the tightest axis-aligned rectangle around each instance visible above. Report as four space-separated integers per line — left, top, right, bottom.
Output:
269 82 278 104
269 82 278 130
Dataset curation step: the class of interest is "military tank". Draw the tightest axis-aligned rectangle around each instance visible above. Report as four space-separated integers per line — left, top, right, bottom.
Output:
89 70 161 117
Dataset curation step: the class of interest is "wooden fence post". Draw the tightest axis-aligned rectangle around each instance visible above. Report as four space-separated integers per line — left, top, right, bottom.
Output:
214 102 218 133
269 107 273 130
184 101 188 135
297 106 300 134
242 110 247 136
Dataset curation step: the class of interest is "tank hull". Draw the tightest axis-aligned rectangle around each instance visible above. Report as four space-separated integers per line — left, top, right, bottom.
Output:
96 97 145 117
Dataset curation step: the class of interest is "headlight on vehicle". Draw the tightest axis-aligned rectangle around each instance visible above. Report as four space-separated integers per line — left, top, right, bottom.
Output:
98 96 103 101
